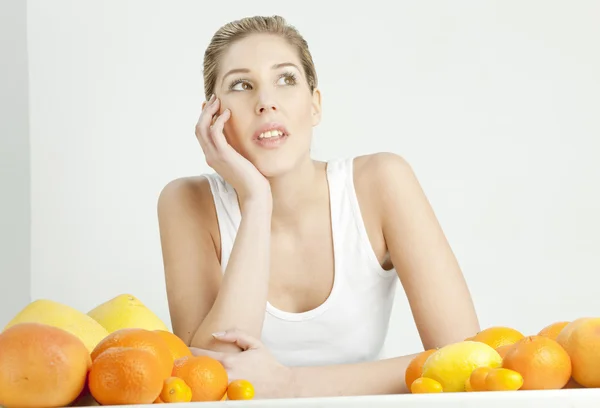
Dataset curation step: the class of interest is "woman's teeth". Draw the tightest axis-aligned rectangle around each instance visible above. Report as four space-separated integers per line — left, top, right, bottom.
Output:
258 130 284 139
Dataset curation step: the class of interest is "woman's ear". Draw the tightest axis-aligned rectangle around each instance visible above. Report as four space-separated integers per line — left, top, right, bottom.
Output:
311 88 322 126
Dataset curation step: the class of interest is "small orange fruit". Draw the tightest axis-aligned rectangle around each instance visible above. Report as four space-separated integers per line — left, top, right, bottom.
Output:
154 330 193 361
172 355 228 401
556 317 600 387
473 326 524 349
485 368 524 391
227 379 255 400
91 328 173 380
468 366 493 391
538 321 570 341
464 377 474 392
0 323 91 408
502 335 571 390
160 376 192 403
88 347 163 405
410 377 443 393
404 349 436 390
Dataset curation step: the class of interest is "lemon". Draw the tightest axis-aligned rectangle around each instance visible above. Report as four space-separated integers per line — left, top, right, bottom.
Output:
421 341 502 392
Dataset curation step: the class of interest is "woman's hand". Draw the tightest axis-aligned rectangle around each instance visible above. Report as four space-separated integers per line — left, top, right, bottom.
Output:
190 329 293 399
196 95 271 204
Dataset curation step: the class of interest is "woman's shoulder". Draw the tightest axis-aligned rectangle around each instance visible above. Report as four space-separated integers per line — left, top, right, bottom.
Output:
157 175 216 221
352 151 415 189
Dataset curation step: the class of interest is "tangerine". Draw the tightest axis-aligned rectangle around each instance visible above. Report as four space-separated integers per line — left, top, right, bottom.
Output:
91 328 173 379
473 326 524 349
88 346 163 405
154 330 193 361
502 335 571 390
538 321 570 341
172 355 228 401
404 349 436 390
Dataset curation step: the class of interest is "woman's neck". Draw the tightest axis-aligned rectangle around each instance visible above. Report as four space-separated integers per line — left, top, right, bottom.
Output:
266 159 328 231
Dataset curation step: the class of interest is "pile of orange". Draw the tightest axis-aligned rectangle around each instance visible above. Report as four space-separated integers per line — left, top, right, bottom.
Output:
0 323 256 407
407 318 600 394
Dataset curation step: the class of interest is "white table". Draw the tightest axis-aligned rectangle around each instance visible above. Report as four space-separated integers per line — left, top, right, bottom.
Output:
85 389 600 408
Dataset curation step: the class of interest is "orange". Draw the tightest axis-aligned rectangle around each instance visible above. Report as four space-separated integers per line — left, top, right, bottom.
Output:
495 344 513 359
485 368 523 391
91 328 173 379
88 346 163 405
0 323 91 408
172 355 228 401
468 366 493 391
556 317 600 387
410 377 443 393
154 330 193 361
502 335 571 390
472 326 524 349
404 349 436 390
160 376 192 403
538 321 570 341
227 379 255 400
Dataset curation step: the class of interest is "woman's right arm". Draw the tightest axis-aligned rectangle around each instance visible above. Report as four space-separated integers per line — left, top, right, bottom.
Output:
157 177 272 353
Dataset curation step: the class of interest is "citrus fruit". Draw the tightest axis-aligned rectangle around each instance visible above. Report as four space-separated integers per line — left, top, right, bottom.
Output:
410 377 443 393
404 349 436 390
472 326 524 349
464 377 474 392
556 317 600 387
495 344 513 359
421 341 502 392
160 377 192 403
0 323 91 408
485 368 524 391
469 366 493 391
538 321 570 341
502 335 571 390
154 330 193 361
172 355 228 401
227 379 255 400
91 328 173 379
88 346 163 405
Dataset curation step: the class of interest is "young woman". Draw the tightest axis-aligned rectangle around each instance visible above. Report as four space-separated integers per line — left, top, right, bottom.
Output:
157 15 480 399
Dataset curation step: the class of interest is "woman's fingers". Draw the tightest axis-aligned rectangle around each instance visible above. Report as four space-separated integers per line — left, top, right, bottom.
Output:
196 95 220 149
210 108 231 151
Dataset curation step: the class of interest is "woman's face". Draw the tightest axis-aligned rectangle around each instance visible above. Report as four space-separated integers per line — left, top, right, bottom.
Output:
213 33 321 177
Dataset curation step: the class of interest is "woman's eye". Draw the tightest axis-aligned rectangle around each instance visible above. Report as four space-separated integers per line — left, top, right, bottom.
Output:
277 74 296 86
231 81 252 91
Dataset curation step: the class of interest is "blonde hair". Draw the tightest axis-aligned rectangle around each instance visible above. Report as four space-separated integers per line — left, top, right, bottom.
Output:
203 15 318 100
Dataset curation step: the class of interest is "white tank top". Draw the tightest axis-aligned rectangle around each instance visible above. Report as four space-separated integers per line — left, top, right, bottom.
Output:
202 157 398 367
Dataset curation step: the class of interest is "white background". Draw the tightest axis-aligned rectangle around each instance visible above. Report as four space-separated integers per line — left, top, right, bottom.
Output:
3 0 600 359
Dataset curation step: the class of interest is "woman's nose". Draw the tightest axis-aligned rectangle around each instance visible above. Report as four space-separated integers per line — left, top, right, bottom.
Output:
255 96 278 114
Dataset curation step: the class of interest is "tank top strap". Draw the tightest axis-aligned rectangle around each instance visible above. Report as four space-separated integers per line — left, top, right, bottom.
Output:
201 173 240 271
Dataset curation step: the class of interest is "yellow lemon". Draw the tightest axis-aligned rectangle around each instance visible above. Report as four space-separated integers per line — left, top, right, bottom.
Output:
421 341 502 392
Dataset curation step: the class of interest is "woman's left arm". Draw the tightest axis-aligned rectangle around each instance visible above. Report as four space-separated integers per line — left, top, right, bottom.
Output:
375 152 480 349
289 153 480 397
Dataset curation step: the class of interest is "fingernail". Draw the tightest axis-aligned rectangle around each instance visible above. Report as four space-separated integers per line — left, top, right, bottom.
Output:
212 332 225 337
208 94 215 102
